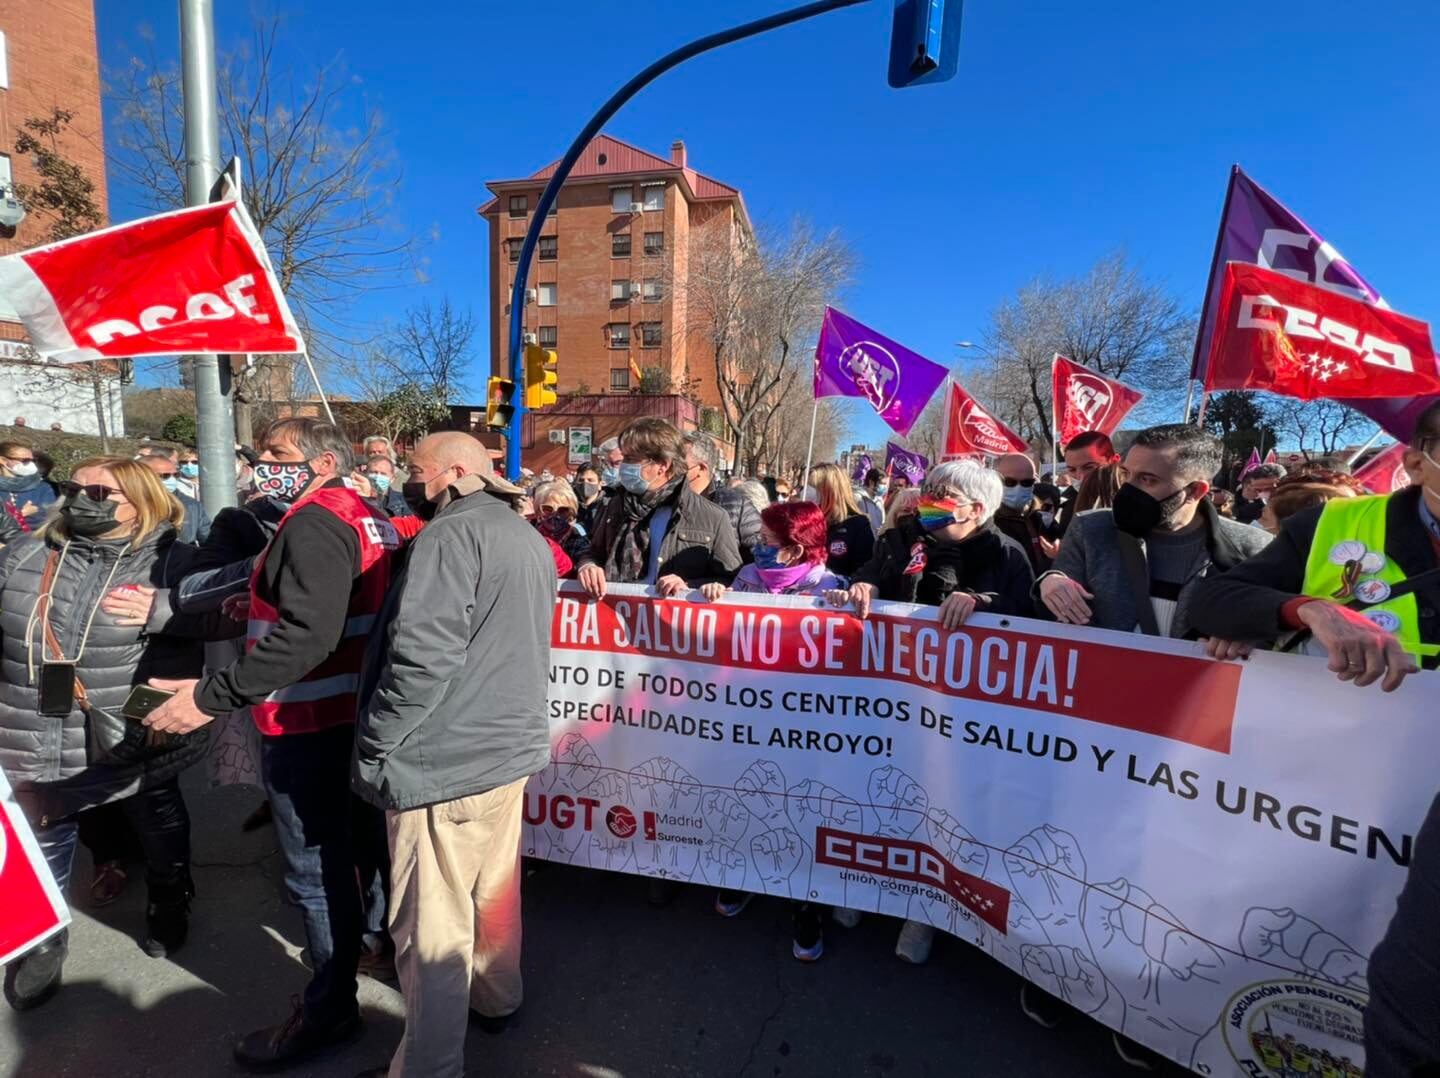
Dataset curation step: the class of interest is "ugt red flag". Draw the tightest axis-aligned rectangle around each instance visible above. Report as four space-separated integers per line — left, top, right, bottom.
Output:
943 381 1029 457
1051 354 1143 446
0 768 69 966
1205 263 1440 400
1354 443 1413 495
0 201 304 364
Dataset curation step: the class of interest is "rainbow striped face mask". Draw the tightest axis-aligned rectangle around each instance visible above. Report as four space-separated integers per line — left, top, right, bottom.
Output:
917 497 962 532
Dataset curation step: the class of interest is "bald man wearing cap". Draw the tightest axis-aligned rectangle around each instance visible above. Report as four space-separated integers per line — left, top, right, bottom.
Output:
354 431 555 1077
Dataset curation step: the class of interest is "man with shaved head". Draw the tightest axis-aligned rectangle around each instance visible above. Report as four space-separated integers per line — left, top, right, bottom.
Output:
354 431 555 1077
992 452 1049 572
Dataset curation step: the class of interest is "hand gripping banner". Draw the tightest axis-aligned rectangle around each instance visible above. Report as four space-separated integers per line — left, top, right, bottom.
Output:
0 200 305 363
532 584 1433 1076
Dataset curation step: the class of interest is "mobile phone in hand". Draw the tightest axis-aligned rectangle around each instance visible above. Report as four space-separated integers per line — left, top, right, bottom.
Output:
121 685 176 723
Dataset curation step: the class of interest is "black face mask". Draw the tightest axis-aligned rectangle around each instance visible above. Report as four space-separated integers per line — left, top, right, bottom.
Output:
401 480 436 521
1111 482 1188 538
62 493 121 538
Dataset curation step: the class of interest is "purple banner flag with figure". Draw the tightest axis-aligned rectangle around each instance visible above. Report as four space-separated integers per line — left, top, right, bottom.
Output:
1192 166 1438 439
849 453 873 483
1240 448 1261 478
814 307 949 436
884 442 929 485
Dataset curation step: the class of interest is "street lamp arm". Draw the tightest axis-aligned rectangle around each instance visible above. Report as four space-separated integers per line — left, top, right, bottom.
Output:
504 0 873 477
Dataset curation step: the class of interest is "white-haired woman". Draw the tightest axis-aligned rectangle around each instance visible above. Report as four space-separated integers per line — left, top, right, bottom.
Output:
828 459 1036 964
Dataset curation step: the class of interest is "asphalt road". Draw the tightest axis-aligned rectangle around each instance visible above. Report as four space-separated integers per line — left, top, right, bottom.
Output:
0 776 1184 1077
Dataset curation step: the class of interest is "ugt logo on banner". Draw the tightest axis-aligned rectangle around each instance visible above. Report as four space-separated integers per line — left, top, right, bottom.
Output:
0 770 69 967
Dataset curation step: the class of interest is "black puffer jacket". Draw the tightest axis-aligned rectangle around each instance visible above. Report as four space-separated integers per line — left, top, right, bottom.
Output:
0 526 222 819
705 482 762 562
852 519 1036 617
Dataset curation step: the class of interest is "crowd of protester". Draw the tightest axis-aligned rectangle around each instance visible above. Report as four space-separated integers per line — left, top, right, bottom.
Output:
0 405 1436 1078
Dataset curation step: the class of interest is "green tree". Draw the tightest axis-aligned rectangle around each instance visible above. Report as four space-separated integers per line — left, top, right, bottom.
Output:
161 413 198 445
1204 391 1277 469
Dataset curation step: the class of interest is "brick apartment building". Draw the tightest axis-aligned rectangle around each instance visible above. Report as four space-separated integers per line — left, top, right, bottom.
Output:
0 0 121 435
478 134 751 407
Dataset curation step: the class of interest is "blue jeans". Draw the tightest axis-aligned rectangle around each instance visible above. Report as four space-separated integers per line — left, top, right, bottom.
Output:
1365 790 1440 1077
262 726 370 1025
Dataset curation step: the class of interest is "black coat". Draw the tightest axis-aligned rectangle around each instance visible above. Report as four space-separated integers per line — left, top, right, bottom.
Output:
1187 487 1440 668
826 513 876 578
851 520 1036 617
705 482 761 562
579 483 741 587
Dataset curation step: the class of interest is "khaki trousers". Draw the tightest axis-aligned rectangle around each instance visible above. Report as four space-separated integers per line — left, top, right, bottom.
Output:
385 777 528 1078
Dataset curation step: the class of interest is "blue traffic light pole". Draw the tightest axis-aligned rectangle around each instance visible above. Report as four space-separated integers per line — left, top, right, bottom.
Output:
502 0 872 480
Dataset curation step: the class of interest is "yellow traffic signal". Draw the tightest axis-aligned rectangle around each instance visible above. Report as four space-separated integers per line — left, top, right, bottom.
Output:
486 375 516 430
524 343 558 410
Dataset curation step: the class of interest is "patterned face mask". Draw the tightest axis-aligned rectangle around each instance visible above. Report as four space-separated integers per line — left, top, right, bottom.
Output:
252 461 315 502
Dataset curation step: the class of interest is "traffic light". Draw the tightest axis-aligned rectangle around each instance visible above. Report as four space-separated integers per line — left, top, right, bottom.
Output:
524 342 558 409
887 0 964 88
486 375 516 431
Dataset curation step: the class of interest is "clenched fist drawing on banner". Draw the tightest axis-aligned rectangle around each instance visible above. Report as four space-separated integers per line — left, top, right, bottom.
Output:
1238 906 1367 991
735 760 788 825
1082 877 1224 1040
1004 824 1090 951
751 827 812 900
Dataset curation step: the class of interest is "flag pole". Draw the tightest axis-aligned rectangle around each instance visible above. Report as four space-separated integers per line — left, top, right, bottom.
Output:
940 377 952 461
1187 165 1241 422
1345 426 1385 470
299 349 336 425
800 399 819 493
1182 380 1198 424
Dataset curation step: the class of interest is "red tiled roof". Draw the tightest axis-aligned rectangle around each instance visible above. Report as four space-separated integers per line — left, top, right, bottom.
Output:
478 133 742 216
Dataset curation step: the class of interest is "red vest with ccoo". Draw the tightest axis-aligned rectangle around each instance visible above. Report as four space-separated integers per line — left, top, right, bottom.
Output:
246 485 398 736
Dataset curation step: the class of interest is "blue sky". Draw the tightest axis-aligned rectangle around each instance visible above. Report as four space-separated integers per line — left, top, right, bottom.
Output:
96 1 1440 447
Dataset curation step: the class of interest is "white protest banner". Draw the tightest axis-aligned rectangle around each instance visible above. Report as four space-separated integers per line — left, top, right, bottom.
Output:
0 767 70 966
528 584 1433 1077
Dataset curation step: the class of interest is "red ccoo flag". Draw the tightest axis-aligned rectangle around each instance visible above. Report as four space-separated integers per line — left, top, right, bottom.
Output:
1354 443 1414 495
943 380 1029 458
0 200 304 363
1205 263 1440 401
1051 354 1144 446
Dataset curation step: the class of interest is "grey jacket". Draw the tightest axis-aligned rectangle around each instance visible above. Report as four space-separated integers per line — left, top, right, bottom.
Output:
0 527 220 819
1041 500 1273 638
353 484 555 811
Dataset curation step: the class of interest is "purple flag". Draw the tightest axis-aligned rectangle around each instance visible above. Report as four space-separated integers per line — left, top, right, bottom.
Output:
885 442 929 485
1240 448 1261 478
1193 166 1436 439
814 307 949 436
849 453 873 483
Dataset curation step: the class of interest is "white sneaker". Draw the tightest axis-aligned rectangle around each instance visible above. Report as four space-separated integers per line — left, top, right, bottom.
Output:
894 920 935 964
831 907 862 929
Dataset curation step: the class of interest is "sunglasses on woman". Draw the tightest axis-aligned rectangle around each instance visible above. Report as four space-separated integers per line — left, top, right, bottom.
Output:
1001 477 1035 489
60 482 123 501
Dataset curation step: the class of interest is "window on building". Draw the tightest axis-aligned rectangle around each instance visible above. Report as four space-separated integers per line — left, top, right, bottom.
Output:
537 283 557 307
642 184 665 211
538 325 558 347
641 322 662 348
610 280 631 302
611 187 633 213
547 199 557 216
0 32 8 90
0 154 11 196
609 323 631 348
610 368 631 391
538 235 558 261
508 195 527 218
644 232 664 255
612 233 631 257
641 278 662 301
505 238 522 263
